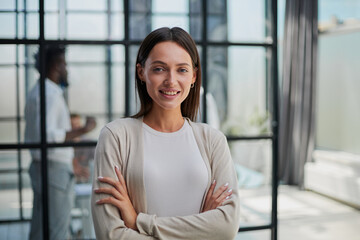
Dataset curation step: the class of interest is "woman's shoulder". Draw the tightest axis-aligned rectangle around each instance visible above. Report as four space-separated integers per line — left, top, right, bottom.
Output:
187 119 225 141
100 117 142 138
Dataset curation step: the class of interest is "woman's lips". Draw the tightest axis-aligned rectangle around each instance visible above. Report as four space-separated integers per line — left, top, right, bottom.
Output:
159 90 180 98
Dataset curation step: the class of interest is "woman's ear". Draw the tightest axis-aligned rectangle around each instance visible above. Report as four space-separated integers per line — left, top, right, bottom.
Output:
136 63 145 82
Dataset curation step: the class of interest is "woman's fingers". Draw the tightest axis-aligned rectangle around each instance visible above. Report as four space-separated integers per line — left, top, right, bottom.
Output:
211 182 229 199
96 196 122 209
205 179 216 203
115 166 127 191
94 187 123 200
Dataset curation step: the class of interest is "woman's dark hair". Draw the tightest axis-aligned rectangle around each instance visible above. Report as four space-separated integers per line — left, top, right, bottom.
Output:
132 27 201 121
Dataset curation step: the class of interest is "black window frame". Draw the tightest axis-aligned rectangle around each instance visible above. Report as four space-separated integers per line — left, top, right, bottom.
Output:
0 0 279 239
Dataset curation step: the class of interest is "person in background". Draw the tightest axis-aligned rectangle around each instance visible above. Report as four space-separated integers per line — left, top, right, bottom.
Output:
91 27 240 239
25 44 96 240
71 113 95 183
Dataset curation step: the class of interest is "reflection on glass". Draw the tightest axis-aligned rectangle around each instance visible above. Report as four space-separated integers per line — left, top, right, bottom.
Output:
68 65 106 115
207 46 270 136
22 172 33 218
207 0 271 43
0 150 18 170
67 14 107 40
152 0 188 13
0 67 16 117
111 13 125 39
0 13 15 38
230 140 272 226
0 122 17 143
112 65 125 116
68 0 107 11
0 172 20 220
152 16 189 32
67 45 107 63
45 13 59 39
0 1 15 10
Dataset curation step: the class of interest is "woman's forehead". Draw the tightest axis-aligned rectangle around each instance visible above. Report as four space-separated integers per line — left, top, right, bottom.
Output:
146 41 192 65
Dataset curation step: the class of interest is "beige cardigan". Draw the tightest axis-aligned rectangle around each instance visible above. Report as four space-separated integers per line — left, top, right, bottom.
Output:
91 118 240 240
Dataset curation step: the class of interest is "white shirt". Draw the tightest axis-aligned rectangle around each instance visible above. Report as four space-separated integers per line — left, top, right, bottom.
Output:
24 79 73 165
143 120 208 217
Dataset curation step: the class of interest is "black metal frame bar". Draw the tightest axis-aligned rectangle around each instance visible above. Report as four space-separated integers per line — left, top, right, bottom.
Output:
0 1 278 239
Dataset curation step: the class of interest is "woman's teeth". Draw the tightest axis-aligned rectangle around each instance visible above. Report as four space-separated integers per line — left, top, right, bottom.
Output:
162 91 178 96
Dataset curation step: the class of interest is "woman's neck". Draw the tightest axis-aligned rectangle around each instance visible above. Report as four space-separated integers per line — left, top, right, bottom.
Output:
143 107 184 133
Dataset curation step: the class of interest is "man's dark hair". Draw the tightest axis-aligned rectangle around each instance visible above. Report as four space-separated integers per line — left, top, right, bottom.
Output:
34 44 66 75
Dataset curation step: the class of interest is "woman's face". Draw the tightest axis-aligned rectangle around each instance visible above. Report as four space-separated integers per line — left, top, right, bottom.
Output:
137 41 196 113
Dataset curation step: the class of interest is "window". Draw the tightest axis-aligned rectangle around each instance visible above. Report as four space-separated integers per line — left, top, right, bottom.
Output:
0 0 279 239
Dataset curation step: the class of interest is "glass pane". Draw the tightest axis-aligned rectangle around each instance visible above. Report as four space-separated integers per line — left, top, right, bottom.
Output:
112 64 125 116
152 0 188 13
207 0 271 43
21 149 32 170
45 0 58 11
111 45 125 63
130 13 152 40
67 65 106 114
67 45 106 63
230 140 272 226
152 15 189 32
27 159 43 237
207 46 270 136
23 0 39 11
317 0 360 155
26 13 40 39
67 0 107 11
67 14 107 39
111 0 124 12
0 13 16 38
0 1 15 10
129 0 152 40
110 13 124 40
0 45 16 64
236 229 271 239
0 67 16 117
22 172 33 218
0 172 20 220
0 150 18 170
45 13 59 39
73 145 97 238
0 122 17 143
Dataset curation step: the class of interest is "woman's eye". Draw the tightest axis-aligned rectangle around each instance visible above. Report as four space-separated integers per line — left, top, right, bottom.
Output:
153 67 164 72
179 68 188 73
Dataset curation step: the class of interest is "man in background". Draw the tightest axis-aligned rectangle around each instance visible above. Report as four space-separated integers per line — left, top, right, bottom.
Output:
24 44 96 240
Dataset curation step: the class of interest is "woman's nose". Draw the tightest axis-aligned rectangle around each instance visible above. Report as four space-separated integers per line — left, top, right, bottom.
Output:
165 71 176 85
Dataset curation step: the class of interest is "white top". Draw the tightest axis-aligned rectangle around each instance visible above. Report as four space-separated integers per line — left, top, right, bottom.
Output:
24 79 74 165
143 120 208 217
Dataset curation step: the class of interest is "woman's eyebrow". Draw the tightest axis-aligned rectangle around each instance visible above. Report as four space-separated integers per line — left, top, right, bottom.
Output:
150 60 191 67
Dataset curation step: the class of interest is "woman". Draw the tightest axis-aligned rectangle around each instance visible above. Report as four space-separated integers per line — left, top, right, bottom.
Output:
91 27 240 239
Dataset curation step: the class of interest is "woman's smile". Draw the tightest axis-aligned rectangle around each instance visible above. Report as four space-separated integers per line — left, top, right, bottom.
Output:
137 41 196 112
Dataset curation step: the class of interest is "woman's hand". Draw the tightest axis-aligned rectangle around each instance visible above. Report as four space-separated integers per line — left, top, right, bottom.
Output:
201 180 233 213
94 166 138 230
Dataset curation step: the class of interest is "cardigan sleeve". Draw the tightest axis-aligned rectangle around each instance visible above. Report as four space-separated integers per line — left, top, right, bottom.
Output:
135 131 240 240
91 127 156 240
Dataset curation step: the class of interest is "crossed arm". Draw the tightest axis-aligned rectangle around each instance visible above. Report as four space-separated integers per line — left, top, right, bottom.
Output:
91 127 240 240
94 166 233 230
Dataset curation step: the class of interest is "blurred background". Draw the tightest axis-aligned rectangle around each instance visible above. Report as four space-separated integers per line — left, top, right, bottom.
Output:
0 0 359 239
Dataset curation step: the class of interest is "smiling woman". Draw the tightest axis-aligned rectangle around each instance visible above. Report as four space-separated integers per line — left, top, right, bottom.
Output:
91 27 240 240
